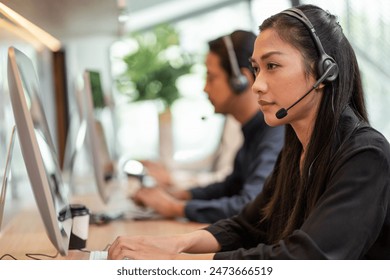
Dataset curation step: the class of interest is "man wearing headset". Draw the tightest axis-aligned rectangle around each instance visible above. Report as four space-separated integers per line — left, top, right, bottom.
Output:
132 30 285 223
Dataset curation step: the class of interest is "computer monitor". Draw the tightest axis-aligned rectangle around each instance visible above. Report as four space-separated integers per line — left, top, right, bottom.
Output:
82 70 114 203
0 126 16 231
7 46 72 256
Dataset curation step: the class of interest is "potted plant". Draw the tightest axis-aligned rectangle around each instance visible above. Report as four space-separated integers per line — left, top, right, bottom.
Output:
114 24 195 165
115 24 194 111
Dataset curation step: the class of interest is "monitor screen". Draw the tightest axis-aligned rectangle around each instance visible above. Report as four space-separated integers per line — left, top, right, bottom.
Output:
7 47 72 256
88 70 105 109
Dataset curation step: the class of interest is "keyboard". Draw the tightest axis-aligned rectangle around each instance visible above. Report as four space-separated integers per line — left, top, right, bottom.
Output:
89 250 108 260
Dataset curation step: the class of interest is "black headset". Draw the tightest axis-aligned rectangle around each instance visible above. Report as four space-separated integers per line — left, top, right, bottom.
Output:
222 35 249 94
281 8 339 83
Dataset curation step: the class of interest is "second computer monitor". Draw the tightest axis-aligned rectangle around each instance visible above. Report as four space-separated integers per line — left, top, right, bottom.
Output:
82 70 113 203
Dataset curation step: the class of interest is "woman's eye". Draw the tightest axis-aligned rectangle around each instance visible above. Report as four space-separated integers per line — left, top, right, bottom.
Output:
267 63 278 70
252 66 259 75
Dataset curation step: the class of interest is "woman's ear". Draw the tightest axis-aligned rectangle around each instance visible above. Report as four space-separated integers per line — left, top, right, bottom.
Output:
316 82 326 90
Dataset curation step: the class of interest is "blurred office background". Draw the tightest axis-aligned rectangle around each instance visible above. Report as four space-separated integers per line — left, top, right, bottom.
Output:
0 0 389 201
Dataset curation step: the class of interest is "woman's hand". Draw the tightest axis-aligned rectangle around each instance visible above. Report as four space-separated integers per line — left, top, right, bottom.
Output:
108 235 180 260
108 233 217 260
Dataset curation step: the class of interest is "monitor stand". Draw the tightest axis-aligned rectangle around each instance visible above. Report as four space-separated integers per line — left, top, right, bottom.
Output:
0 125 16 231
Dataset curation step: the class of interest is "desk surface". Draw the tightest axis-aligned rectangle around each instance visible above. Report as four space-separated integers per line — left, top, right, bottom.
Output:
0 194 207 260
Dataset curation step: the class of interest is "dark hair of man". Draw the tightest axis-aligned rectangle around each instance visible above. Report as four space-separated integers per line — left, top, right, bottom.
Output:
258 4 368 243
208 30 256 80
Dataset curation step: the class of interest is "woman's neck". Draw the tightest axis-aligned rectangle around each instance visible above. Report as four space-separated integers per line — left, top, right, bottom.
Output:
292 111 317 174
293 121 313 153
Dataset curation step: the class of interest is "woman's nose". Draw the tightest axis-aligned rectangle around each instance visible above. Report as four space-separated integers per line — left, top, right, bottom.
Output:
252 73 267 95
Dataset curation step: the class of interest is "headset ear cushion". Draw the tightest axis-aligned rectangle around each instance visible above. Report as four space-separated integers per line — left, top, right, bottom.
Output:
319 55 339 83
230 74 249 94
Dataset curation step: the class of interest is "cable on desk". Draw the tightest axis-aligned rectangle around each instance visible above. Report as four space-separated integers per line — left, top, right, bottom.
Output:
0 253 17 260
25 251 59 260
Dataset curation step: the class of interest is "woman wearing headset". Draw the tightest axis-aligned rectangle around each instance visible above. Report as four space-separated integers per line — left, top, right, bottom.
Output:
108 4 390 259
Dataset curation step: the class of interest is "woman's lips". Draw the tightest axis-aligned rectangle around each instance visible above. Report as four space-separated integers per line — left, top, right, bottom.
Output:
258 100 275 107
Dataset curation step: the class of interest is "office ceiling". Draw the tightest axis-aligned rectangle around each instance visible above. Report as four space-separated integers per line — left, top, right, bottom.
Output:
1 0 242 41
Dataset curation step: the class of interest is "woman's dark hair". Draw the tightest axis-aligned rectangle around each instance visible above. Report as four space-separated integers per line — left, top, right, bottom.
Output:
208 30 256 80
259 4 368 243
